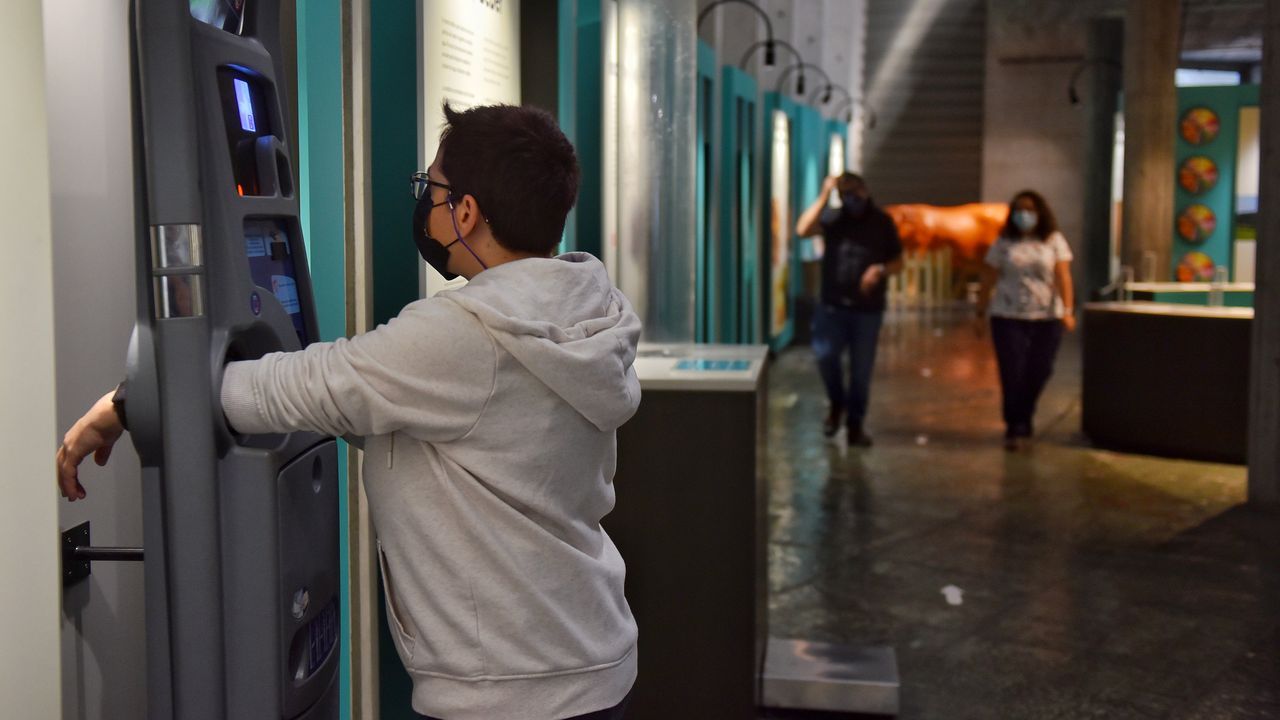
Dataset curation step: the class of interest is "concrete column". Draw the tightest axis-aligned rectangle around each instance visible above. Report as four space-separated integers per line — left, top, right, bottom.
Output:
1082 17 1124 298
1120 0 1179 281
1249 3 1280 505
609 0 698 341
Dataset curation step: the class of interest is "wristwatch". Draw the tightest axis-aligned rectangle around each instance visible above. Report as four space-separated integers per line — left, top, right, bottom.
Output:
111 381 129 430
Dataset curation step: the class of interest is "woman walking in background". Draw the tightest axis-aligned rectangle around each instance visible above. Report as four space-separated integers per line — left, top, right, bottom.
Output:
976 190 1076 450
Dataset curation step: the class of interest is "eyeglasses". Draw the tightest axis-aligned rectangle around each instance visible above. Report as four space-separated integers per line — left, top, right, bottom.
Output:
410 171 453 202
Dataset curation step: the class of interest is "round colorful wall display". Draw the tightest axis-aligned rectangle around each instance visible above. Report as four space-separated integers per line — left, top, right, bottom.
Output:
1176 251 1216 282
1178 156 1219 195
1180 107 1221 145
1176 204 1217 243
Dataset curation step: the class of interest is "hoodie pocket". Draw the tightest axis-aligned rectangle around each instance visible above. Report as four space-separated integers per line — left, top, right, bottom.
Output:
377 542 416 663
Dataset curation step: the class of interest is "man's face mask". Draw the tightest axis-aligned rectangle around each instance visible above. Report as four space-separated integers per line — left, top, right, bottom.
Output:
410 171 488 280
413 191 459 280
841 192 868 217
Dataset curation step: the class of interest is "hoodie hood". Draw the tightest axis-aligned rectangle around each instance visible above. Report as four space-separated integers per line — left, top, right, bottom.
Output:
438 252 642 432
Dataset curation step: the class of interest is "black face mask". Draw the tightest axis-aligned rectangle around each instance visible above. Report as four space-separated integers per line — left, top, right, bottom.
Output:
842 193 868 217
412 193 459 281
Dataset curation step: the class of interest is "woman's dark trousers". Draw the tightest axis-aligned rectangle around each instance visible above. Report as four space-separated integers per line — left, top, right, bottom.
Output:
990 316 1063 438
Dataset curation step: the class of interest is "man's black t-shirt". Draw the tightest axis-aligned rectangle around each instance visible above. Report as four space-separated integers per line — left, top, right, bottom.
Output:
818 202 903 311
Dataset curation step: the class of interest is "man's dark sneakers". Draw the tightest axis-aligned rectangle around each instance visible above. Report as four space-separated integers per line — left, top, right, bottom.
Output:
822 407 843 438
848 425 873 448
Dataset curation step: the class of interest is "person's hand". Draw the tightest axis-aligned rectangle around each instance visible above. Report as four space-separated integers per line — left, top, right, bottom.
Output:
860 263 885 296
821 175 839 195
1062 313 1077 332
56 390 125 502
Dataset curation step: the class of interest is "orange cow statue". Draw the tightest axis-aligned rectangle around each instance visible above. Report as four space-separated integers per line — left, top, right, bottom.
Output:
883 203 1009 260
883 202 1009 296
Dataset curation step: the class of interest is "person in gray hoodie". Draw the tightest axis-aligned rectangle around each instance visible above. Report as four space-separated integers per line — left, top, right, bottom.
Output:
56 104 641 720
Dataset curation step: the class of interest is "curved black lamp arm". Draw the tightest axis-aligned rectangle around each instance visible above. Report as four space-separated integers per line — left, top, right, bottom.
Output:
774 62 832 95
1067 58 1122 104
833 96 877 128
698 0 776 66
813 82 852 106
739 38 802 70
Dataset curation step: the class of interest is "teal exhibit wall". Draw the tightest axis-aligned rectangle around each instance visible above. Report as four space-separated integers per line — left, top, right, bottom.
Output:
296 1 352 717
793 104 826 264
1172 84 1259 281
696 40 717 342
718 66 760 344
559 0 603 257
367 2 422 717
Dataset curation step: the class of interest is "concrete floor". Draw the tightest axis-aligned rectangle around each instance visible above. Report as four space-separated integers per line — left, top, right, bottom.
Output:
762 307 1280 719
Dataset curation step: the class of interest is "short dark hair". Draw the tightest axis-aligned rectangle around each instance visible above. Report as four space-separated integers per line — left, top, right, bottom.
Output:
1001 189 1059 241
837 172 868 196
439 103 580 255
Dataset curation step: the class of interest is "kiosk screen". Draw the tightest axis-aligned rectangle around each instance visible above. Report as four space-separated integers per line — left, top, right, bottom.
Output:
244 219 309 346
190 0 246 34
217 68 271 195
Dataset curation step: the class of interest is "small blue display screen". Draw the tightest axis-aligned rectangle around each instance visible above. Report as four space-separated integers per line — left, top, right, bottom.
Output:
244 219 309 346
673 359 752 372
233 78 256 132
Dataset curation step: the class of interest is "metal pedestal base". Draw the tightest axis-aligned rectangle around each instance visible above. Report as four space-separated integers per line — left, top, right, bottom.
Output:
762 638 900 716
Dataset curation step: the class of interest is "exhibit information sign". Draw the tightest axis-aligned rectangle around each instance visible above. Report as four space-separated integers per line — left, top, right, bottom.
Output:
770 110 792 339
419 0 521 296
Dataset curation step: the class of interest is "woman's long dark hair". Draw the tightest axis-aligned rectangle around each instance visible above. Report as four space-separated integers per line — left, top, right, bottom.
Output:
1000 190 1058 241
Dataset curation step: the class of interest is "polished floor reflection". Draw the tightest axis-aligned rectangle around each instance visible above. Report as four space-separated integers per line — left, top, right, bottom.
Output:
763 306 1279 719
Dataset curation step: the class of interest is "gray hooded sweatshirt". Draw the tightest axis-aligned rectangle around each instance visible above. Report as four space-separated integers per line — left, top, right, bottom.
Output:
221 252 641 719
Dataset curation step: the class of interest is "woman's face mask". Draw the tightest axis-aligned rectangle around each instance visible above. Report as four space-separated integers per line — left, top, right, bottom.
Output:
1012 209 1038 234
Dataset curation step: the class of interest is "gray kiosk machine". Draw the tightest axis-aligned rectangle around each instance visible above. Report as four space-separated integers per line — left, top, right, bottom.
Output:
125 0 339 717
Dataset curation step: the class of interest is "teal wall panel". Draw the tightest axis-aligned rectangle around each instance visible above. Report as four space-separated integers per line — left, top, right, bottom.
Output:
296 0 351 717
696 40 716 342
370 0 422 327
793 104 825 265
717 66 759 344
1172 84 1259 281
559 0 602 257
368 1 421 716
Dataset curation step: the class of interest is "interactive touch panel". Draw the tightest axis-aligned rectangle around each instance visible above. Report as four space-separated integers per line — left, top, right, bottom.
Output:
244 219 309 346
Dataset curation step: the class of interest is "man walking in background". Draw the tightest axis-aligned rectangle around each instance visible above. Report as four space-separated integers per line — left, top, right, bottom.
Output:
796 173 903 447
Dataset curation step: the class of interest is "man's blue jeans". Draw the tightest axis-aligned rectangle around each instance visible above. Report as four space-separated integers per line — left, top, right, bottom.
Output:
812 304 885 428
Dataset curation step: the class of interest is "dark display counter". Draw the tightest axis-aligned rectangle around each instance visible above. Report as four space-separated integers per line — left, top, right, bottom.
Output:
607 344 768 720
1082 302 1251 464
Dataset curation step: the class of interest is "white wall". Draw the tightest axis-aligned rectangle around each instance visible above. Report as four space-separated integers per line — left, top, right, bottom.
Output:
42 0 148 717
983 1 1122 272
0 0 62 717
